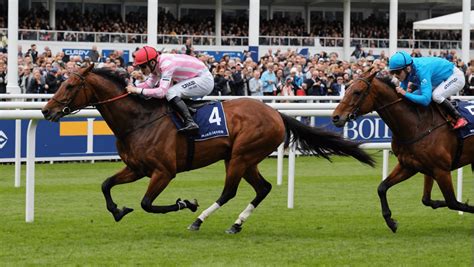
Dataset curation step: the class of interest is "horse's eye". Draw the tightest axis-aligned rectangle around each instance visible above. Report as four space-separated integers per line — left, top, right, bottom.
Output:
353 91 361 96
66 84 74 90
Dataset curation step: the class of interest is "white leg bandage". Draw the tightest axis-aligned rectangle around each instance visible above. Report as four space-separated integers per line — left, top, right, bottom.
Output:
198 202 221 222
234 204 255 225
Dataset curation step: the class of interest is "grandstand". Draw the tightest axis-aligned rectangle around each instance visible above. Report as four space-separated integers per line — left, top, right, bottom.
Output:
0 0 472 63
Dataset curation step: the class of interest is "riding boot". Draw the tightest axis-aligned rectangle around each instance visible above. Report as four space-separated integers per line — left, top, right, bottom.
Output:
169 96 199 134
440 99 468 129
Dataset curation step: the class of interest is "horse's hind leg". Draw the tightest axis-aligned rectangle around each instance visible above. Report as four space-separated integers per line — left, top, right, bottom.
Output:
377 163 417 233
101 167 144 222
188 159 244 232
422 175 447 209
225 165 272 234
141 171 198 214
434 171 474 213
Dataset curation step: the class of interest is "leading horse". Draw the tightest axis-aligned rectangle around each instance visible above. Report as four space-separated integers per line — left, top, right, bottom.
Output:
332 70 474 233
42 64 374 234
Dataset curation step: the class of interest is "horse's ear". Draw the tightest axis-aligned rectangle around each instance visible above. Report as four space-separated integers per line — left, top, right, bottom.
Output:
82 63 94 75
367 67 377 80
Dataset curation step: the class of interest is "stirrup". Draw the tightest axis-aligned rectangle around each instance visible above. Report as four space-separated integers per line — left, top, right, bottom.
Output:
178 122 199 134
453 118 468 130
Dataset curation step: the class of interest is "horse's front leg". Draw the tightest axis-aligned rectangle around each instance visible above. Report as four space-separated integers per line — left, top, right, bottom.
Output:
422 175 447 209
377 163 416 233
101 166 144 222
140 170 198 214
434 170 474 213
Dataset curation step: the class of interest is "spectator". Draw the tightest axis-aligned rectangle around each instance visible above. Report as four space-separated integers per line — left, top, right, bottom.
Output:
463 60 474 96
89 45 100 62
287 67 303 95
0 64 6 94
229 64 245 96
248 70 263 96
329 76 346 96
211 67 230 96
281 77 295 98
19 65 32 94
27 69 46 96
27 44 38 64
261 63 277 96
45 68 63 94
351 44 366 59
184 38 194 56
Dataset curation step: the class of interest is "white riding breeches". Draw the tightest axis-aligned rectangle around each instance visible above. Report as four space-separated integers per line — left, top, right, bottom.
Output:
432 67 465 104
165 70 214 100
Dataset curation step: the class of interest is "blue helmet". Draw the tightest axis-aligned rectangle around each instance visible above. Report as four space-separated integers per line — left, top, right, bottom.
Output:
388 51 413 71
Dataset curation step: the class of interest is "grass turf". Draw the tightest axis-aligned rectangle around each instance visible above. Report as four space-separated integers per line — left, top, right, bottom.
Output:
0 151 473 266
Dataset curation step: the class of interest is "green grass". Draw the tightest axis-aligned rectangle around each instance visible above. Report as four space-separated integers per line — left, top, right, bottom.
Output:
0 151 473 266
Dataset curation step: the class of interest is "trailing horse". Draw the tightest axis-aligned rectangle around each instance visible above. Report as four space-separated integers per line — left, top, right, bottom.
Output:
332 70 474 233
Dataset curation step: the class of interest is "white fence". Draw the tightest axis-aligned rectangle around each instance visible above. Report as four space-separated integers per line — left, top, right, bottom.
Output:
0 95 467 221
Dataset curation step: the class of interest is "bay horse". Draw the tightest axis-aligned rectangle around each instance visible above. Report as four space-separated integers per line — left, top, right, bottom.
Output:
332 70 474 233
42 64 374 234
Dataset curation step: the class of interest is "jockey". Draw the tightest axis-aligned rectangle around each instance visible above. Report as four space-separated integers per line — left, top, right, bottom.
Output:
389 51 468 129
127 46 214 134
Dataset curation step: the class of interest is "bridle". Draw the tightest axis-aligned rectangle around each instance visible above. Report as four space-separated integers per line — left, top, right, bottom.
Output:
51 72 129 115
342 76 403 121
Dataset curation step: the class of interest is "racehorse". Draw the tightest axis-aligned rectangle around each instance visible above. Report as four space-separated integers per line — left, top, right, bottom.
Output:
42 64 374 234
332 69 474 233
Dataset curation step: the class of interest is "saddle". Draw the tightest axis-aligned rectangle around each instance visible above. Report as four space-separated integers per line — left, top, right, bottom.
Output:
183 99 219 114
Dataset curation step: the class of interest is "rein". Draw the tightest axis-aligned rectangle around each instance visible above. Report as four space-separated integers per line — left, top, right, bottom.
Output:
53 72 130 114
119 111 170 139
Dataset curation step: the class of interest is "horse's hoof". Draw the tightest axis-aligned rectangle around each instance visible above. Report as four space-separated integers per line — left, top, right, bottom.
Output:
188 218 202 231
386 218 398 233
185 199 199 212
225 223 242 234
113 207 134 222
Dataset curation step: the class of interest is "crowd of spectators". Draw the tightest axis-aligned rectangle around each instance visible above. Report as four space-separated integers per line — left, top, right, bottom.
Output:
1 41 472 100
0 6 462 47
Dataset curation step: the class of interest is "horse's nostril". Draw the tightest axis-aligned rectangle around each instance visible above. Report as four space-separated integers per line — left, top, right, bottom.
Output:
349 114 356 120
41 109 49 115
332 115 339 123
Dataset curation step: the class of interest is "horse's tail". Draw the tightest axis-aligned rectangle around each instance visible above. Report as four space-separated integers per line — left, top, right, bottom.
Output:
279 113 375 167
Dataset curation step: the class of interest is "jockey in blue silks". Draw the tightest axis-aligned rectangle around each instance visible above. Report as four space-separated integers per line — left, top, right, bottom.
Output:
389 51 468 129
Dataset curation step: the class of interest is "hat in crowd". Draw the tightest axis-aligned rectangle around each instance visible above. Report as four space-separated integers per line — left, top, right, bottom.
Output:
366 55 375 61
50 67 58 73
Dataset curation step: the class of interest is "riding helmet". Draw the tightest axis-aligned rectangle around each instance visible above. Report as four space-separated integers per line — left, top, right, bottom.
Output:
388 51 413 71
133 46 159 67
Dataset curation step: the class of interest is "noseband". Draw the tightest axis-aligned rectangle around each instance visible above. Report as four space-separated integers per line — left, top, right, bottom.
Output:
51 72 129 115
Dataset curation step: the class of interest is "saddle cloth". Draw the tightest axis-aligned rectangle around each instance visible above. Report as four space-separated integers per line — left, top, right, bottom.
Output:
171 101 229 141
456 100 474 139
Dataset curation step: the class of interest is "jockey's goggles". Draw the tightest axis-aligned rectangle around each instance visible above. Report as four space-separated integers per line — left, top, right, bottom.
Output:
389 69 404 76
137 63 148 69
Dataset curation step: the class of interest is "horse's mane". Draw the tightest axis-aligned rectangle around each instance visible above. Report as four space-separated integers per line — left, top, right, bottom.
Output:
375 74 397 90
91 68 128 90
90 67 166 110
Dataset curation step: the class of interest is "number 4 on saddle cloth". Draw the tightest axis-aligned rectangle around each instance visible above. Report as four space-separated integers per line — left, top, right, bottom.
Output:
170 101 229 141
455 100 474 138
